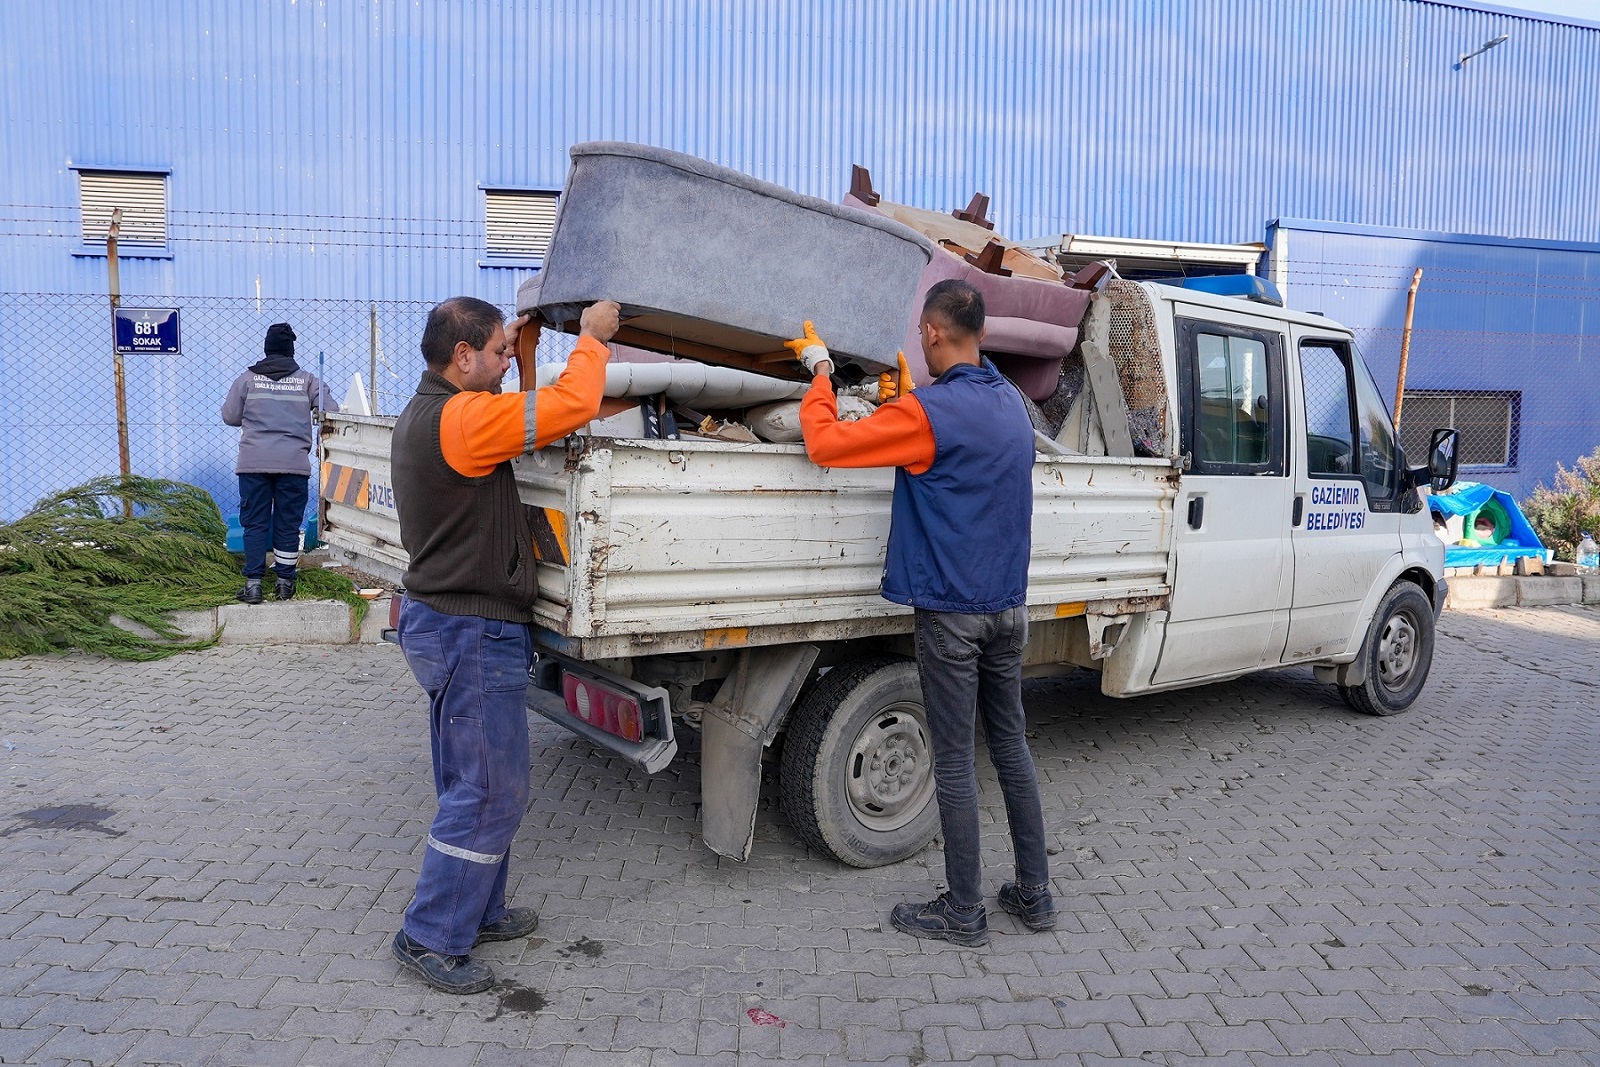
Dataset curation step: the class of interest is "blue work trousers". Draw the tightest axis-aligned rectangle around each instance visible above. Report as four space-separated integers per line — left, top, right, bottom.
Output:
237 472 308 580
398 598 533 955
914 606 1050 909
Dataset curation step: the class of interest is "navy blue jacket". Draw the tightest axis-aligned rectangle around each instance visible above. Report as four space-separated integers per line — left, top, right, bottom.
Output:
881 361 1035 613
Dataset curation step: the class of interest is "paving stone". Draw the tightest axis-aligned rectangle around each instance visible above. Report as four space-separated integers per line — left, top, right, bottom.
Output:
0 1026 57 1062
29 1025 140 1065
3 611 1600 1065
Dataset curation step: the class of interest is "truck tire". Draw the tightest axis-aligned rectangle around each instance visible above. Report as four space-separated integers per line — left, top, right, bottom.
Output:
779 655 940 868
1339 581 1436 716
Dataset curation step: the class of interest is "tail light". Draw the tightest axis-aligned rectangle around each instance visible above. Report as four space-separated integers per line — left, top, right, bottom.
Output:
562 674 645 743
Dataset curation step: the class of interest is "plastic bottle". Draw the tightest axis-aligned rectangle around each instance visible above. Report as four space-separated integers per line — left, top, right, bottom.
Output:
1578 532 1599 574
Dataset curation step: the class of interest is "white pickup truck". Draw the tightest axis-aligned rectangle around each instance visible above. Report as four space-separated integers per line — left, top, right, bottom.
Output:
320 276 1458 868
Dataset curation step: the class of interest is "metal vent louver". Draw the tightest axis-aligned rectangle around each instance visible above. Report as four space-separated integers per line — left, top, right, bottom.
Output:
485 190 559 258
79 171 167 246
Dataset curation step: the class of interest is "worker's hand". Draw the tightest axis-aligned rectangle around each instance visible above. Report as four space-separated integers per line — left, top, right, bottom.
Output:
580 300 621 344
877 350 916 402
784 320 833 377
505 312 538 353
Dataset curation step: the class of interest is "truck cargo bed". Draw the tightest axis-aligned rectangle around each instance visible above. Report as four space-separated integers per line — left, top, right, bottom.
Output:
321 415 1177 658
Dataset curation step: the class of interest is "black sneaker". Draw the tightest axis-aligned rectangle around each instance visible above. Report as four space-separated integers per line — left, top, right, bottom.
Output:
998 881 1057 930
274 576 297 601
475 907 539 945
236 580 263 605
391 930 494 994
889 893 989 947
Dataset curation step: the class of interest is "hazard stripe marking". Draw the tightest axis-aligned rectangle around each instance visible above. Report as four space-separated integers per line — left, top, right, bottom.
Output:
320 461 371 509
527 505 570 566
704 627 750 650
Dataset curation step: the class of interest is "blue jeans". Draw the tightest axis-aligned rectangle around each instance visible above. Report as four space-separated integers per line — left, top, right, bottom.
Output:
237 472 308 580
914 606 1049 909
398 598 533 955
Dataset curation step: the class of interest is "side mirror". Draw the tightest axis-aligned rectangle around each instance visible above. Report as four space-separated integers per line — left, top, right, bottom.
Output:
1411 427 1459 493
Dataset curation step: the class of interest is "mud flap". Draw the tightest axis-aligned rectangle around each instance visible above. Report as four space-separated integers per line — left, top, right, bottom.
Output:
699 644 818 862
1314 658 1367 687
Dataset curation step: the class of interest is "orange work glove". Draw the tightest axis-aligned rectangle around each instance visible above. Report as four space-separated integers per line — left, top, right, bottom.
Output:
784 320 833 375
876 351 915 402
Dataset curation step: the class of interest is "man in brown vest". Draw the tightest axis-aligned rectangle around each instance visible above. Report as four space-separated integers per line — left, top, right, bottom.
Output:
388 296 619 994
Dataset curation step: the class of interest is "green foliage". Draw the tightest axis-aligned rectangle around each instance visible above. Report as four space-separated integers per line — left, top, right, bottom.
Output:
0 475 364 660
1521 447 1600 563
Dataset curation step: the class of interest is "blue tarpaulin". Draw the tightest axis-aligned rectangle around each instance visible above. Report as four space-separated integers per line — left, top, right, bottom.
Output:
1427 481 1545 568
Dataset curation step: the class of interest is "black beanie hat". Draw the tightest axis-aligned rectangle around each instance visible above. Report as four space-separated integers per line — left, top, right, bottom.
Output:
264 322 296 356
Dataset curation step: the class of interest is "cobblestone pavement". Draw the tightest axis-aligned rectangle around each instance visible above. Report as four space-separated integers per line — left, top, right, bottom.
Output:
2 606 1598 1066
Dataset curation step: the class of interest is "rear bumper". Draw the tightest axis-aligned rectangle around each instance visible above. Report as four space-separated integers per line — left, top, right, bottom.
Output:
526 649 678 774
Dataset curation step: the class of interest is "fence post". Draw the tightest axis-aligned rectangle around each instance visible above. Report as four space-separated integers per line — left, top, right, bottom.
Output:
369 303 379 414
106 207 132 516
1393 267 1423 432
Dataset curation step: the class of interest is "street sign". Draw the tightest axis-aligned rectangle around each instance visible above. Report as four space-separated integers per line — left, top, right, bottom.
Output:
113 307 181 354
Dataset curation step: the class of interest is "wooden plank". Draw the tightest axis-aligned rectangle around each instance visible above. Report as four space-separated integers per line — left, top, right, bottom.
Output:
607 324 806 383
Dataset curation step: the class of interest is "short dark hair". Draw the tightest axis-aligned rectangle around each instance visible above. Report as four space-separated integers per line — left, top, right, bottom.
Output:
922 279 985 338
420 296 503 368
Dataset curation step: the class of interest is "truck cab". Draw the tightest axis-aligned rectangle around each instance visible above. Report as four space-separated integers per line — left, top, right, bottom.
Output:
1119 281 1450 715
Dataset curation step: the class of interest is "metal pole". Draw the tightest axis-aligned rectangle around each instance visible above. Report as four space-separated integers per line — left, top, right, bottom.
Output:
317 349 328 550
369 303 379 413
107 207 132 516
1393 267 1423 432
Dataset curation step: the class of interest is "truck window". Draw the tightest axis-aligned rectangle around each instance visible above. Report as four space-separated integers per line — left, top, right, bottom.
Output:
1299 340 1398 501
1176 319 1284 476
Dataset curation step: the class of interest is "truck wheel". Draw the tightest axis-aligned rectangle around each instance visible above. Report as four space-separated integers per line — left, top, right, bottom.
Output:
1339 582 1435 716
779 655 940 868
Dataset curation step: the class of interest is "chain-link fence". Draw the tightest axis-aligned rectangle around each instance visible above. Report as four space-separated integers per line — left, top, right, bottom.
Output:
3 291 1596 525
0 293 583 524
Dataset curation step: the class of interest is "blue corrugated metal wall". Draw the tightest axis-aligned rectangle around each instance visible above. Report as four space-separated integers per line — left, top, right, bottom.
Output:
5 0 1597 298
2 0 1597 519
1269 219 1600 500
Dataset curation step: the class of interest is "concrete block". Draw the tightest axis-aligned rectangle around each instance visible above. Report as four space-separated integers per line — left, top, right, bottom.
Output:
1584 575 1600 604
358 597 395 644
1444 576 1516 611
110 609 219 643
1517 576 1582 607
215 600 354 644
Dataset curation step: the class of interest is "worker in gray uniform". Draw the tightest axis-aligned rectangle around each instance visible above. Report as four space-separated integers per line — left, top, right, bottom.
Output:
221 322 336 603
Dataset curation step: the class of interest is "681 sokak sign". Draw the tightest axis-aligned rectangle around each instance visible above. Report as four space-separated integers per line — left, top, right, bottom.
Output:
114 308 181 354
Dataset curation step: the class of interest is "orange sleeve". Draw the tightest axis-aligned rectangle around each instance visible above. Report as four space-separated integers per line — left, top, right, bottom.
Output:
799 375 936 475
438 390 536 477
438 335 611 477
533 335 610 448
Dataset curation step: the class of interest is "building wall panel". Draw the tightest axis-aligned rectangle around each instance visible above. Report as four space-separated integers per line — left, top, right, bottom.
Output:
1 0 1596 519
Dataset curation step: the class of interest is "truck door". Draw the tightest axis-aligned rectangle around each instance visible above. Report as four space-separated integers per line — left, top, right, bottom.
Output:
1283 334 1404 661
1153 314 1294 684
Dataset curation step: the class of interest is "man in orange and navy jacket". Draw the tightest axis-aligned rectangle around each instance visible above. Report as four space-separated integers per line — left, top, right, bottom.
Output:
792 278 1054 947
388 295 619 994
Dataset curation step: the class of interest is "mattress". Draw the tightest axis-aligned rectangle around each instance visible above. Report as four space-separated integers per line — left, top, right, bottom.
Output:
521 142 938 376
843 192 1094 400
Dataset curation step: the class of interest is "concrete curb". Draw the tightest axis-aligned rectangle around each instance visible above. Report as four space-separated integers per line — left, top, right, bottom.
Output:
114 596 392 647
1445 574 1600 611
